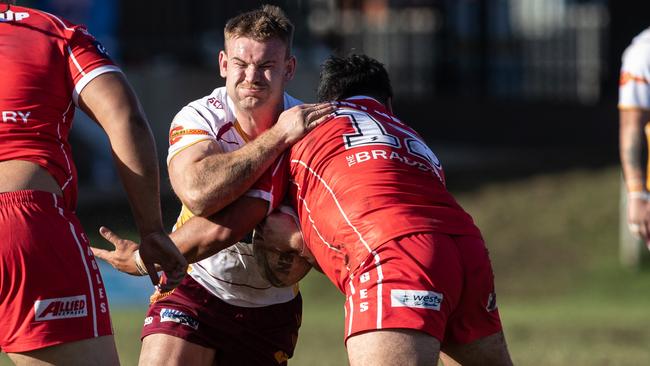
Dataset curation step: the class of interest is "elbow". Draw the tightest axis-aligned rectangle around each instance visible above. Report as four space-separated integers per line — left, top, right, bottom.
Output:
205 224 235 245
181 188 210 217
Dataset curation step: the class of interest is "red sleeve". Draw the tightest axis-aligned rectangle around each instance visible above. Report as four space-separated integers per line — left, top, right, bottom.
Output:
66 25 121 104
245 153 290 215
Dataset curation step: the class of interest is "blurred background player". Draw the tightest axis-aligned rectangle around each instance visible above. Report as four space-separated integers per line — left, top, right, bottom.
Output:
96 5 332 366
95 54 514 365
0 1 187 365
618 26 650 267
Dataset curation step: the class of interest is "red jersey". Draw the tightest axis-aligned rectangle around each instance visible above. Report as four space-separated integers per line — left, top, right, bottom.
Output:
0 5 120 210
287 96 481 290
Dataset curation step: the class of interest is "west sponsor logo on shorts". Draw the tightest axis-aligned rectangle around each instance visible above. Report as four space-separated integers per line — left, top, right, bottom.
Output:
160 308 199 330
390 289 443 311
169 125 210 145
34 295 88 321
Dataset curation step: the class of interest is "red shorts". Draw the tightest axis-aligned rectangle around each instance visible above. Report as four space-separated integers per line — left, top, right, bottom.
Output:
142 275 302 365
344 232 502 345
0 190 112 353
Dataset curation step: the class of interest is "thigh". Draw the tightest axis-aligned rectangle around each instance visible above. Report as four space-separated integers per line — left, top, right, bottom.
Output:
440 331 513 366
344 233 462 343
443 235 503 345
0 191 112 353
143 275 302 366
139 334 215 366
346 329 440 366
8 335 119 366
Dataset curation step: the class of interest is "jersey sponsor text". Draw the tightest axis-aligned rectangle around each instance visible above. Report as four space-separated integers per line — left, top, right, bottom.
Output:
0 10 29 22
2 110 30 124
160 308 199 330
390 289 442 311
34 295 88 321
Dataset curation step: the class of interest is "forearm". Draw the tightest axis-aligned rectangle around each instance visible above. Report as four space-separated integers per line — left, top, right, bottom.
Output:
109 114 165 235
170 196 268 263
620 109 650 193
178 127 289 217
78 72 165 236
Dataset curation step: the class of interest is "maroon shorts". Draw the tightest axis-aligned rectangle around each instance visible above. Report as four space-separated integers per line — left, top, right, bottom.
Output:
142 275 302 365
344 232 503 345
0 190 112 353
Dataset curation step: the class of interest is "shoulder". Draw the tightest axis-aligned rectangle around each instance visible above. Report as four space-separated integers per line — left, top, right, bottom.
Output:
623 30 650 65
175 87 231 128
19 7 87 40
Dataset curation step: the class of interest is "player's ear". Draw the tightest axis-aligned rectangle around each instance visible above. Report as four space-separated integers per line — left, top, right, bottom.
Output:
284 55 296 82
218 50 228 78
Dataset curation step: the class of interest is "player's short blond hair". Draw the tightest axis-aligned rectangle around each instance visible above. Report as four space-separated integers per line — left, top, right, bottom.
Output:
224 5 294 58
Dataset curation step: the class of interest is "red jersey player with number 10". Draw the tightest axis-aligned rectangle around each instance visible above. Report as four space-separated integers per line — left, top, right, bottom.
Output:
267 54 512 365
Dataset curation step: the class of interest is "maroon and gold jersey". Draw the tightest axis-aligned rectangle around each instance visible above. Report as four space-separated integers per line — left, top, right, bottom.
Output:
0 5 120 210
287 96 481 289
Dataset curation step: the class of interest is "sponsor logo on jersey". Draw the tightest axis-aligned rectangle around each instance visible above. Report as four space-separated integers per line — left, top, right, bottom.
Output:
390 289 442 311
34 295 88 321
93 40 110 58
2 110 30 124
207 97 224 109
0 10 30 22
143 316 154 326
160 308 199 330
169 125 210 146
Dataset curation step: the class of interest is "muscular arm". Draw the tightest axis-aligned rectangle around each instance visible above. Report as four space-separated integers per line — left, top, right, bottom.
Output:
79 72 164 236
169 129 288 217
619 108 650 193
93 196 268 274
169 103 334 217
620 107 650 241
79 71 187 289
94 196 314 287
171 196 268 263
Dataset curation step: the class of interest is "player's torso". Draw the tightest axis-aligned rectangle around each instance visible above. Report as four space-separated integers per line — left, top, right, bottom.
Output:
619 27 650 109
0 6 117 209
170 87 301 307
289 97 480 290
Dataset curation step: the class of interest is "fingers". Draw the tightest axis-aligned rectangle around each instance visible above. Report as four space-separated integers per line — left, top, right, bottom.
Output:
161 268 185 291
145 262 160 287
91 247 110 261
99 226 122 249
302 103 336 132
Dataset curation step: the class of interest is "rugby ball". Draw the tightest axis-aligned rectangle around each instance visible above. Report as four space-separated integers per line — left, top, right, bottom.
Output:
253 244 312 288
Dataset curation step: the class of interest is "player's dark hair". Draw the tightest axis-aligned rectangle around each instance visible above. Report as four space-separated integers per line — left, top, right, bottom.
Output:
1 0 14 11
317 54 393 104
224 4 294 58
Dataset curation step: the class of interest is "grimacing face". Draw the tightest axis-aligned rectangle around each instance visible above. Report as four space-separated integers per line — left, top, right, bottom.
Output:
219 36 295 112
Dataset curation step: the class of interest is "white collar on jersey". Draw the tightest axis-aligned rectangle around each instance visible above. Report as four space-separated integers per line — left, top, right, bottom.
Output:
345 95 382 104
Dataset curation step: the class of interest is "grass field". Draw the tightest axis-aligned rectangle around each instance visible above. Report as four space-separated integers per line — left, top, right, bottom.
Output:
3 165 650 365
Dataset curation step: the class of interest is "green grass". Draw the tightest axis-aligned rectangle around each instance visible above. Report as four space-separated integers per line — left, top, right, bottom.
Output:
4 166 650 365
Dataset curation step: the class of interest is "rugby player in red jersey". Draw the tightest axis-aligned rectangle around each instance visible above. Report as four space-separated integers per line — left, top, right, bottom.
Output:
96 54 513 365
0 1 187 364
